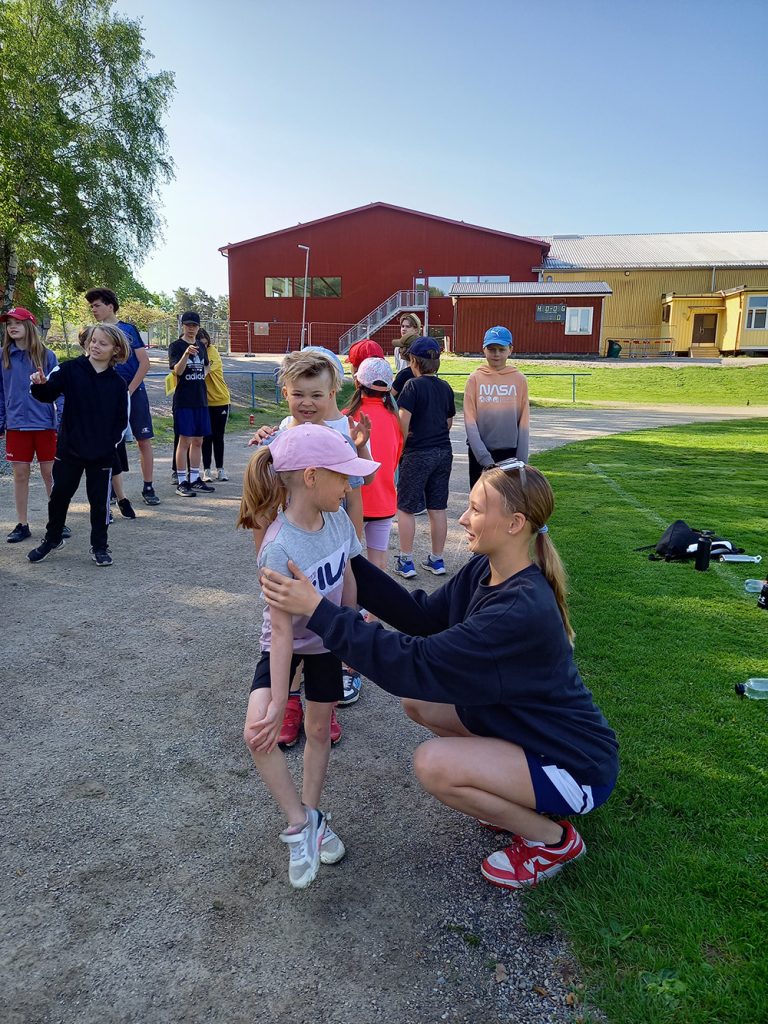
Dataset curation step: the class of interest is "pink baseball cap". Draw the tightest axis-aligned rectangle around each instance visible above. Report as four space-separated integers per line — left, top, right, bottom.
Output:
0 306 37 324
348 339 384 369
270 424 379 477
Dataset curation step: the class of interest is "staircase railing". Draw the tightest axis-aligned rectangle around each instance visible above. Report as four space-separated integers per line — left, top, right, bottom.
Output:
338 289 428 354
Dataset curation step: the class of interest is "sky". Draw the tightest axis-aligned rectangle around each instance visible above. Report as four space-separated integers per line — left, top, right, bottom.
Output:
114 0 768 298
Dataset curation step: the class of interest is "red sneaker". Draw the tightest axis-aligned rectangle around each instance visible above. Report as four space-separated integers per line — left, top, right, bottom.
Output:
330 706 342 746
480 821 586 889
278 697 303 747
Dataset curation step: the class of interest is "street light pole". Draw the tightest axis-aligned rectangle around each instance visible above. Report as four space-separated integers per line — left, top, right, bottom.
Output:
298 244 310 348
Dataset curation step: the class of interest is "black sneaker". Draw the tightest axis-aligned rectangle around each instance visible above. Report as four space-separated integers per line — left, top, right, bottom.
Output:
176 481 196 497
91 547 113 567
191 479 215 492
61 526 72 539
117 498 136 519
7 523 31 543
142 486 161 506
28 538 64 562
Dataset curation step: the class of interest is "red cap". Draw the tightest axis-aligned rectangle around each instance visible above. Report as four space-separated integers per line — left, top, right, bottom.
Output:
0 306 37 324
348 338 384 369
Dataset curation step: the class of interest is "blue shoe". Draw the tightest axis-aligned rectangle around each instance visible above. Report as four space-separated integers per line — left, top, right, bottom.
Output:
395 556 417 579
339 670 362 706
421 555 446 576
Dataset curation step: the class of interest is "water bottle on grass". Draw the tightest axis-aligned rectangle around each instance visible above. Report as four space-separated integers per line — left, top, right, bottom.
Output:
744 580 766 593
735 679 768 700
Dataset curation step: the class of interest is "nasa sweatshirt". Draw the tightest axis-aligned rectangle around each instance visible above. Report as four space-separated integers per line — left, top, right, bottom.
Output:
463 364 529 465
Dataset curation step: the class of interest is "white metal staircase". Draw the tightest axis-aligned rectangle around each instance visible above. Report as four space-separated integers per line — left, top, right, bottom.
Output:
338 289 428 354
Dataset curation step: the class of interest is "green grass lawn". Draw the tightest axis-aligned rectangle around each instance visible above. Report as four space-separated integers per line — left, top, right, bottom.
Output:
524 419 768 1024
432 357 768 408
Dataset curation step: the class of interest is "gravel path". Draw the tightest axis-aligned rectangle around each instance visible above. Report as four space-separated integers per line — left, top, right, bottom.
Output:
2 398 762 1024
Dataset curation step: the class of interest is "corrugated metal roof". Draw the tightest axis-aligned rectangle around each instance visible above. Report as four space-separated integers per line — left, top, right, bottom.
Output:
537 231 768 270
449 281 612 297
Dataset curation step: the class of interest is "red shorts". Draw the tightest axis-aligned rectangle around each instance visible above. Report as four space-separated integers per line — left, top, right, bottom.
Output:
5 429 57 463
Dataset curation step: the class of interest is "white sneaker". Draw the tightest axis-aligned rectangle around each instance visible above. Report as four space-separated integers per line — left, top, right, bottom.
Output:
320 818 346 864
279 808 325 889
201 469 213 483
217 468 229 481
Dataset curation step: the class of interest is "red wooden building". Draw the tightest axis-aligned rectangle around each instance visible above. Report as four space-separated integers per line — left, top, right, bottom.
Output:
219 203 609 354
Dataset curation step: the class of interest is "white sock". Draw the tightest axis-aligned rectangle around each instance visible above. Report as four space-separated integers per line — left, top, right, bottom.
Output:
190 469 200 483
178 471 188 484
400 552 413 560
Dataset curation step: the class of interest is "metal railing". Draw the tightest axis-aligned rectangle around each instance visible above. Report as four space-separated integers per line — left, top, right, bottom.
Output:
440 372 591 403
145 369 281 407
338 289 428 354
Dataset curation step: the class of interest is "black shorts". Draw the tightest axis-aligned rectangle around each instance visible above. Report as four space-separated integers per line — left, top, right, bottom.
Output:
397 446 453 513
250 651 343 704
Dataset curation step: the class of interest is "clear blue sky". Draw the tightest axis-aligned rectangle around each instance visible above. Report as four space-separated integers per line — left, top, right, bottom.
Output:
115 0 768 298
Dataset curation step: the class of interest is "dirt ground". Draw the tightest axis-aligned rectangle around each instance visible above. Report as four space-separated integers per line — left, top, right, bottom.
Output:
3 400 749 1024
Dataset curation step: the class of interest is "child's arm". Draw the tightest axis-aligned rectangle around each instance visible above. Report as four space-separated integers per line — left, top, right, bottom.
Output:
246 607 294 754
345 488 364 541
341 560 358 609
516 375 530 463
248 424 279 447
29 366 64 403
398 407 411 441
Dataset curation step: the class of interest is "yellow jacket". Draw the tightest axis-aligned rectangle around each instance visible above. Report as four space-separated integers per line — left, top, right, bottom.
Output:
205 344 231 406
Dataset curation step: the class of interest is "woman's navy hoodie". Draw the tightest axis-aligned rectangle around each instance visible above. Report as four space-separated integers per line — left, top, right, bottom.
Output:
308 555 618 786
30 356 128 462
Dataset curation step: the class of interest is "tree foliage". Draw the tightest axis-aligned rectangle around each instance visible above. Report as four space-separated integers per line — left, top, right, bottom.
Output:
0 0 175 311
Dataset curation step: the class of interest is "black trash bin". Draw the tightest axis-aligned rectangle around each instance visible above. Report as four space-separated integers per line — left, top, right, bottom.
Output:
606 340 622 358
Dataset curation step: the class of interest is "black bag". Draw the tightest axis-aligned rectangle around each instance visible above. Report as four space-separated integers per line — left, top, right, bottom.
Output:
638 520 743 562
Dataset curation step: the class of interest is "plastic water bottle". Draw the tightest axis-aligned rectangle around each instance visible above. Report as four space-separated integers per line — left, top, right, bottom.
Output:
735 679 768 700
744 580 767 593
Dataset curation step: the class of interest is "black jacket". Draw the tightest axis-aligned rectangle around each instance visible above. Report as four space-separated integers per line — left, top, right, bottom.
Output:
31 356 128 462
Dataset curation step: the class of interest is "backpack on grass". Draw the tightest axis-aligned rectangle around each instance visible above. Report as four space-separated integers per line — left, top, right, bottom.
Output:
637 520 743 562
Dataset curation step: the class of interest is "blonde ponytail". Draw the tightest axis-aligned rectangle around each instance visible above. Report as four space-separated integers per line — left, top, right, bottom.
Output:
237 447 286 530
484 464 575 645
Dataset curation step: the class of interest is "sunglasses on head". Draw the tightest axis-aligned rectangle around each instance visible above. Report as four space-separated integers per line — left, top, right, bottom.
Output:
493 457 528 488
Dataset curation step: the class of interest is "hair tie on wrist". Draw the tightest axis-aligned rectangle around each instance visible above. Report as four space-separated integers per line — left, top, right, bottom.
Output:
538 524 549 535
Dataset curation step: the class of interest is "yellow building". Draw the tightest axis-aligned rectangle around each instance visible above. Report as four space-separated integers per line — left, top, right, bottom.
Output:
536 232 768 356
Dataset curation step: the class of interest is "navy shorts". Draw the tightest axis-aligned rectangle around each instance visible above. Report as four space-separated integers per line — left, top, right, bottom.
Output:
251 651 343 704
174 407 211 438
525 752 615 816
397 446 453 513
128 385 154 440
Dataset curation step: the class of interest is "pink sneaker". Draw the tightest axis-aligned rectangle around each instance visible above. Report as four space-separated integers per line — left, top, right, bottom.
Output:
330 707 342 746
480 821 586 889
278 697 303 747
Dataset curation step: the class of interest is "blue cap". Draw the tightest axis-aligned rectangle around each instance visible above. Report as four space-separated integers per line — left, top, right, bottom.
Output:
408 336 441 358
483 326 513 348
302 345 345 382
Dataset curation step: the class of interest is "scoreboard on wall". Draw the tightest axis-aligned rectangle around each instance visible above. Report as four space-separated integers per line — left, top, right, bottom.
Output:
535 303 566 323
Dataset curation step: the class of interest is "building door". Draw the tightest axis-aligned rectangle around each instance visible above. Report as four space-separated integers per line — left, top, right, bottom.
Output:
692 313 718 345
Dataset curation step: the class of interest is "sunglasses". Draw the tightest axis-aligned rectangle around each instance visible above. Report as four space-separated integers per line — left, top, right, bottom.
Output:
493 457 528 488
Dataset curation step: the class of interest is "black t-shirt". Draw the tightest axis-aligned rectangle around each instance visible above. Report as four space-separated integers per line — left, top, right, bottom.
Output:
392 367 414 396
169 338 209 409
397 375 456 451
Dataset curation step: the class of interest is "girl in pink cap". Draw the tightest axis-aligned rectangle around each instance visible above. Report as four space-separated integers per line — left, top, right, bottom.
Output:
0 308 64 544
237 423 379 890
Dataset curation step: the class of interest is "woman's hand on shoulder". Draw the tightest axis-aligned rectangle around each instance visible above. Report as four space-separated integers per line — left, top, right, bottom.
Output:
260 561 321 617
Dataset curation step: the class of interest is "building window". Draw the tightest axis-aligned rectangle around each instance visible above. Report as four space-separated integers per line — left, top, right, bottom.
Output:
312 276 342 298
662 305 671 323
565 307 594 335
428 276 459 297
265 276 342 298
429 274 510 296
746 296 768 329
265 277 293 298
